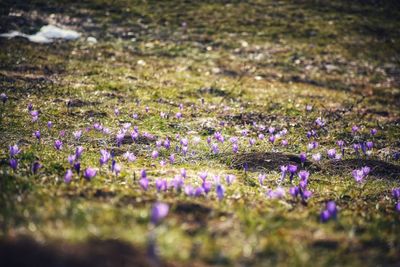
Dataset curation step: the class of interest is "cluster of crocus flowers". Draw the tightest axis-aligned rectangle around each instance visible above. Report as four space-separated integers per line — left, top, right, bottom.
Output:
320 201 337 222
352 166 371 183
9 144 21 171
289 170 312 204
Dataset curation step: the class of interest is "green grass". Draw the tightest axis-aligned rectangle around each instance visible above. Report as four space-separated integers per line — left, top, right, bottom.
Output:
0 0 400 266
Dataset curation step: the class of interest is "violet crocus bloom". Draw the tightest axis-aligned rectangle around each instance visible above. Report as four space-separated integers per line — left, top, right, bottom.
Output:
139 178 149 190
114 108 120 116
113 163 121 176
289 186 299 198
298 170 310 182
315 117 325 127
288 165 298 182
169 154 175 164
299 152 307 163
1 93 7 103
202 181 212 194
280 165 288 182
151 150 159 159
194 187 204 197
269 135 275 144
320 210 331 223
216 184 225 201
176 112 182 119
68 155 76 165
211 143 219 154
267 187 285 199
258 133 265 140
155 179 168 192
116 131 125 146
141 169 147 179
396 202 400 213
352 125 359 133
180 138 189 146
352 169 365 183
84 167 97 180
199 172 208 182
232 144 238 153
74 162 81 174
327 149 336 159
320 201 337 222
181 168 187 178
172 175 184 191
10 158 18 171
64 169 73 183
9 144 21 157
73 130 82 140
366 141 373 150
54 140 63 150
47 121 53 128
281 139 288 146
164 138 171 149
226 174 235 185
131 131 139 141
370 128 377 136
150 202 169 224
99 150 111 166
249 138 256 146
258 174 266 186
184 185 194 196
32 161 42 174
312 153 321 162
34 130 41 141
75 146 84 159
392 188 400 200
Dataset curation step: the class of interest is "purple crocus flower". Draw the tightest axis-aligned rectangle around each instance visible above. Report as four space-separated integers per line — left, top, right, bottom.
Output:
116 131 125 146
353 143 361 155
269 135 275 144
216 184 225 201
232 144 238 153
180 138 189 146
199 172 208 182
9 158 18 171
169 154 175 164
352 169 365 183
267 187 285 199
150 202 169 224
298 170 310 182
99 150 111 166
175 112 182 119
27 103 33 111
370 128 377 136
75 146 84 159
315 117 325 127
114 108 120 116
1 93 8 103
32 161 42 174
226 174 236 185
9 144 21 157
289 186 299 198
47 121 53 128
366 141 373 150
131 131 139 141
327 149 336 159
194 187 204 197
181 168 187 178
258 133 265 140
64 169 73 183
211 143 219 154
113 163 121 176
184 185 194 196
281 139 288 146
73 130 82 140
155 179 168 192
54 140 63 150
172 176 184 191
141 169 147 179
280 165 288 182
352 125 359 133
258 173 266 186
139 178 149 190
151 150 159 159
299 152 307 163
288 165 298 182
74 162 81 174
163 138 171 149
68 155 76 165
312 153 321 162
202 181 212 194
34 130 41 141
320 210 331 223
320 201 337 222
396 202 400 212
392 188 400 200
249 138 256 146
84 167 97 180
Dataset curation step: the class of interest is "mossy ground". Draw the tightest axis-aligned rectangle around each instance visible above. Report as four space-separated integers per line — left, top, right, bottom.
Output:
1 1 400 266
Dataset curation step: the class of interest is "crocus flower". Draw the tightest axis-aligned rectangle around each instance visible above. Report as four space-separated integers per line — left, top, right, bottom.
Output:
288 165 298 182
289 186 299 198
116 131 125 146
64 169 73 183
312 153 321 162
171 176 184 191
169 154 175 164
175 112 182 119
396 202 400 213
114 108 120 116
258 133 265 140
281 139 288 146
164 138 171 149
202 181 212 194
73 130 82 140
232 144 238 153
199 172 208 182
113 163 121 176
258 174 266 186
226 174 235 185
99 149 111 166
141 169 147 179
352 169 365 183
9 158 18 171
300 152 307 163
298 170 310 182
249 138 256 146
269 135 275 144
370 128 377 136
47 121 53 128
9 144 21 157
155 179 168 192
320 201 337 223
216 184 225 201
327 149 336 159
366 141 373 150
32 161 42 174
184 185 194 196
1 93 7 103
68 154 76 165
392 188 400 200
211 143 219 154
34 130 41 141
54 140 63 150
315 117 325 127
75 146 84 159
150 202 169 224
59 130 66 137
267 187 285 199
151 150 159 159
74 162 81 174
352 125 359 133
139 178 149 190
280 165 288 182
84 167 97 180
